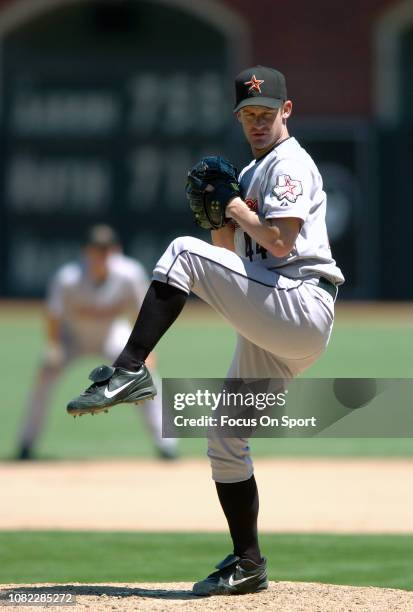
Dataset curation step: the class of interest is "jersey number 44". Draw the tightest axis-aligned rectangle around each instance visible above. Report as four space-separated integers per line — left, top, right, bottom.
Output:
244 233 267 261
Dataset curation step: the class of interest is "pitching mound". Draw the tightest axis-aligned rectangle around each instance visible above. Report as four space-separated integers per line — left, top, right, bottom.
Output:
1 582 412 611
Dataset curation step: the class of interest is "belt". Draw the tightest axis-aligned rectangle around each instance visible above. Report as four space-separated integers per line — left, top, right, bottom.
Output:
317 277 338 300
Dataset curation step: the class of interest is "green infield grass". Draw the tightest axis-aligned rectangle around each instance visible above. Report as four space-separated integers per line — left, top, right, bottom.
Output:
1 307 413 459
0 531 411 590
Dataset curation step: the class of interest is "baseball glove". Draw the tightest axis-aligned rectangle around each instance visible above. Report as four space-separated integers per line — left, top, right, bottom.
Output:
186 156 241 230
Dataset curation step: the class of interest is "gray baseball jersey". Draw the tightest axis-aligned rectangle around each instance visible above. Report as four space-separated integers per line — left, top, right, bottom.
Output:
48 254 148 354
236 137 344 285
153 137 344 482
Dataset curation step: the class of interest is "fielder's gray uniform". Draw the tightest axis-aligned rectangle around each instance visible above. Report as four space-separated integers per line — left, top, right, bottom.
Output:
48 253 148 361
21 253 176 455
153 137 344 482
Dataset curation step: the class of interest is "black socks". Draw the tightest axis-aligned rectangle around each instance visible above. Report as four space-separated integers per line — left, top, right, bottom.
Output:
215 475 262 564
113 281 187 371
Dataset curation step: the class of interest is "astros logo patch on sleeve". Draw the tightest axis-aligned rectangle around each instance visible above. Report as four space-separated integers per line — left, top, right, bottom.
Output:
272 175 303 203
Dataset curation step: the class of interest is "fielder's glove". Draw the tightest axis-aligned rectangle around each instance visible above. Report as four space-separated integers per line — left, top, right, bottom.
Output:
186 156 241 230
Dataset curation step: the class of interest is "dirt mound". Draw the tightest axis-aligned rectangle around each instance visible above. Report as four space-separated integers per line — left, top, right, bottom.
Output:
1 582 412 611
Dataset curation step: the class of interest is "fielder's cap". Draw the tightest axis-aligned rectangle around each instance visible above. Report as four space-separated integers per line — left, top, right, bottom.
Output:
85 224 119 248
234 65 287 113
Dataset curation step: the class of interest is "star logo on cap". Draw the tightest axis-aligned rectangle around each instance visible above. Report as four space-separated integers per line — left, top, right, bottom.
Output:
244 75 264 94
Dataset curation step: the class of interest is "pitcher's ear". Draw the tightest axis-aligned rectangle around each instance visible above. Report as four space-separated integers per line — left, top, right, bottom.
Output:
282 100 293 119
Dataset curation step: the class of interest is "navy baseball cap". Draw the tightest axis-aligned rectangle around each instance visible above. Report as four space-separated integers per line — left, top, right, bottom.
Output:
234 65 287 112
85 224 119 248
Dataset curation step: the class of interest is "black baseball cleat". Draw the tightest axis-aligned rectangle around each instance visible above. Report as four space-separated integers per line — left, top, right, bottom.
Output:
16 445 34 461
192 554 268 596
66 364 157 417
156 446 179 461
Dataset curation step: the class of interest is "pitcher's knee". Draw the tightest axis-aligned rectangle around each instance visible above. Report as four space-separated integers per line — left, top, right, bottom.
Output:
167 236 205 257
207 435 253 483
152 236 212 293
151 236 195 291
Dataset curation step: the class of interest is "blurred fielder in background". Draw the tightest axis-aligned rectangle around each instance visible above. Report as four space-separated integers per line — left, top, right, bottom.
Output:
17 224 178 461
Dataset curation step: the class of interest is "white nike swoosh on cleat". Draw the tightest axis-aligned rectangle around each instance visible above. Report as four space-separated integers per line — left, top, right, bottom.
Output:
104 379 135 399
228 574 255 587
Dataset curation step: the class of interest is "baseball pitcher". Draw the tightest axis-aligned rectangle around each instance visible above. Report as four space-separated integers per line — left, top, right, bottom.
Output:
66 67 344 596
